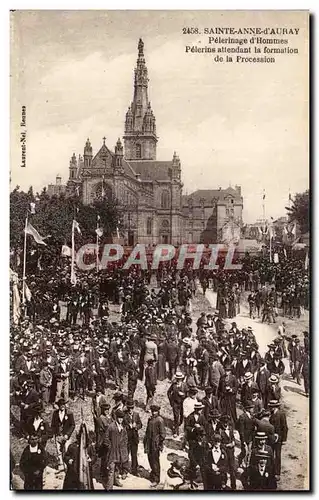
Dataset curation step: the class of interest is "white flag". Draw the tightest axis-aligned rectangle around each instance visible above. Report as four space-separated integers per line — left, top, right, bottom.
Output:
61 245 72 257
25 222 47 246
273 253 279 264
95 227 103 237
305 251 309 270
12 281 21 325
24 282 32 301
30 202 36 214
73 220 81 234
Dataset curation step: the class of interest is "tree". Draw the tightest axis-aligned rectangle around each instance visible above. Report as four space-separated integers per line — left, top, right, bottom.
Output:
286 190 309 234
10 187 121 250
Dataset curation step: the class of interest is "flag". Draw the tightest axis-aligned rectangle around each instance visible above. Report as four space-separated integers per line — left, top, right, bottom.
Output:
78 423 94 490
71 266 77 285
95 227 103 237
262 191 266 200
75 185 80 197
37 255 42 271
73 220 81 234
30 202 36 214
116 227 120 239
283 247 287 259
305 251 309 270
61 245 72 257
289 192 292 202
24 282 32 301
12 279 21 325
273 253 279 264
25 222 47 246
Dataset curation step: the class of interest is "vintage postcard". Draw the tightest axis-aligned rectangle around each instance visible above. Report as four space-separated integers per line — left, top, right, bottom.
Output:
10 10 309 491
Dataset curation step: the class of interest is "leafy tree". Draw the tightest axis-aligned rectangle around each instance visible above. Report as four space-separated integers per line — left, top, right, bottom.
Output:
286 190 309 234
10 187 121 250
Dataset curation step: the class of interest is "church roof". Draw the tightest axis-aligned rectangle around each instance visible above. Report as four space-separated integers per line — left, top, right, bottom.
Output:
182 187 241 204
126 160 173 181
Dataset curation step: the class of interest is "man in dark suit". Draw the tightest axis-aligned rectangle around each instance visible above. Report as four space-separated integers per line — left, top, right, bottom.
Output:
20 378 40 434
237 400 256 468
267 352 285 377
202 386 220 421
123 399 142 476
269 400 288 479
51 398 75 471
143 404 166 487
165 336 180 380
256 358 270 407
247 450 277 490
202 433 229 490
104 409 129 490
167 371 187 437
218 414 237 490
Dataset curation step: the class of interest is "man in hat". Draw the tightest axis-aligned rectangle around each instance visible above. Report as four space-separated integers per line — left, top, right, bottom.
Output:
267 352 285 377
74 348 91 399
93 347 109 392
143 404 166 487
256 358 270 407
218 414 237 489
144 334 158 365
19 378 40 434
145 359 157 412
55 352 72 404
254 409 275 443
237 401 256 469
301 347 309 397
269 400 288 480
250 431 274 467
207 409 221 440
96 402 112 479
202 386 220 422
104 408 129 490
220 364 238 425
167 371 187 437
126 351 140 400
91 386 108 440
202 433 228 490
165 335 180 380
241 372 258 408
265 375 281 409
26 402 50 449
39 360 52 407
111 392 124 420
51 398 75 471
19 433 48 490
247 450 277 490
287 335 302 384
123 399 142 476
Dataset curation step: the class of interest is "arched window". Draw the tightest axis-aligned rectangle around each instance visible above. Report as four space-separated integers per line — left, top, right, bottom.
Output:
147 217 152 235
161 190 170 209
136 143 141 159
161 219 170 230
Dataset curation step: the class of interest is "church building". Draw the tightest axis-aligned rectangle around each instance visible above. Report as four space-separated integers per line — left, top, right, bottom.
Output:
48 39 243 245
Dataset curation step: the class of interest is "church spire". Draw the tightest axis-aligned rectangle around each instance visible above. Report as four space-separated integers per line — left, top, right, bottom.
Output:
123 39 158 160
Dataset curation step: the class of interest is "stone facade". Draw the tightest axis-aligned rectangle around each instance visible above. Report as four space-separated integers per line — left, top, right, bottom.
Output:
53 39 243 245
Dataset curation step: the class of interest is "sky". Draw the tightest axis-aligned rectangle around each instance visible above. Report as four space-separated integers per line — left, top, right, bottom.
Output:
10 10 309 223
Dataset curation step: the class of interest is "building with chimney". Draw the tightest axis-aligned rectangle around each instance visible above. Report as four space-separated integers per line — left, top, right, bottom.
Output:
50 39 243 245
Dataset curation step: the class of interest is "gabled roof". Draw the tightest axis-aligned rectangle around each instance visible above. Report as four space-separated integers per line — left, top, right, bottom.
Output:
126 160 173 181
182 187 241 205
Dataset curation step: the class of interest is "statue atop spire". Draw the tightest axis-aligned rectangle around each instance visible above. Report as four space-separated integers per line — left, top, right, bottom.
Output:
138 38 144 57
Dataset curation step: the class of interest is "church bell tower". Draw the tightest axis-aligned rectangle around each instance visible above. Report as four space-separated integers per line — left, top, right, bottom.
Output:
123 39 158 160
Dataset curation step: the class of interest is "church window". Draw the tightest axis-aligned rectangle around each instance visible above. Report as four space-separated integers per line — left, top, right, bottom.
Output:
136 143 142 159
161 190 170 209
147 217 152 235
161 219 169 229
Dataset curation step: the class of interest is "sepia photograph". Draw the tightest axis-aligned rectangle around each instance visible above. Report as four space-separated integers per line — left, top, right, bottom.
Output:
9 9 309 491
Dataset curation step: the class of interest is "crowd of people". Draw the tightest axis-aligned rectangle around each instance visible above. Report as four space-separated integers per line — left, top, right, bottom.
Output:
10 251 309 491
